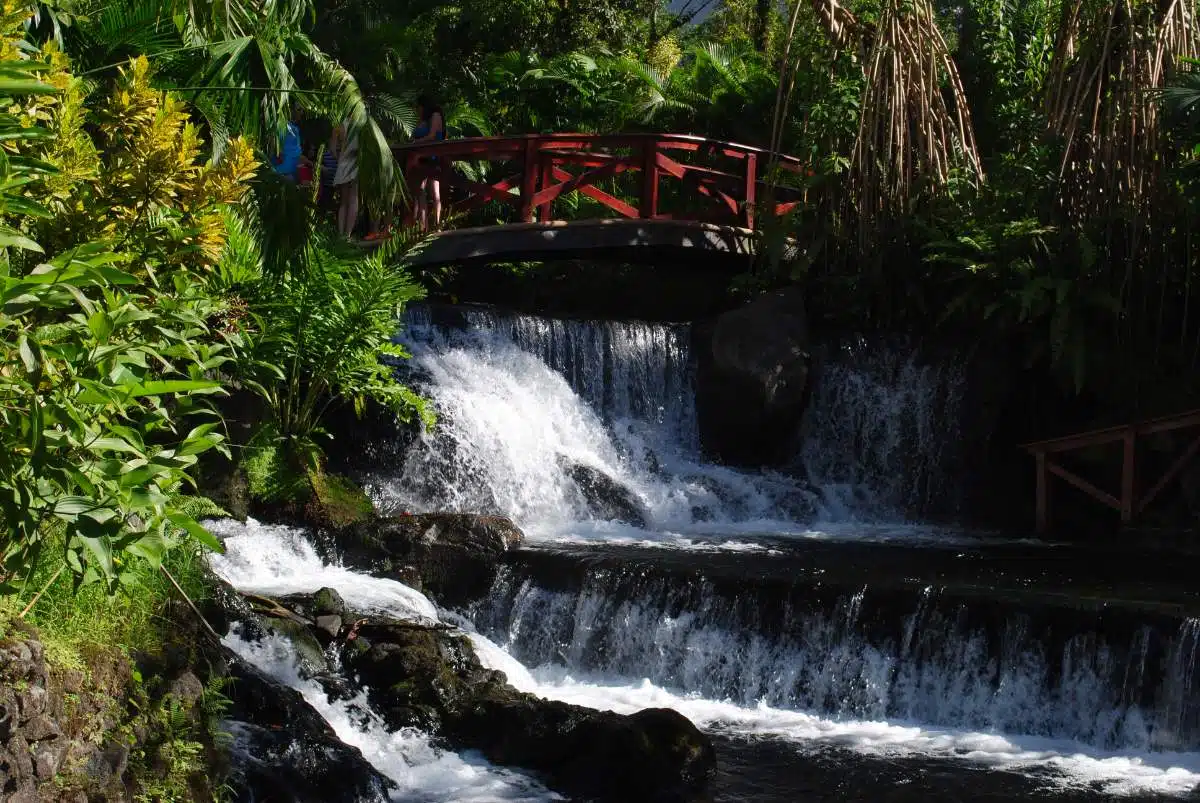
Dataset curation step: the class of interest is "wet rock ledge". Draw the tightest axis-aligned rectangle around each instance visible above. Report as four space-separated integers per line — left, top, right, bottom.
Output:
256 512 719 802
247 585 715 803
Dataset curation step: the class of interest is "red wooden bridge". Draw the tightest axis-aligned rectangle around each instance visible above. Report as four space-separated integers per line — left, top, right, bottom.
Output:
392 133 808 267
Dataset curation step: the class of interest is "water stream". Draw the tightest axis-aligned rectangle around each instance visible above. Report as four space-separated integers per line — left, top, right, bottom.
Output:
212 306 1200 799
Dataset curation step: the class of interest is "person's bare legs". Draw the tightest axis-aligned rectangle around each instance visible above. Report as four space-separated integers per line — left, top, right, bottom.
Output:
415 178 429 232
430 178 442 229
337 179 359 237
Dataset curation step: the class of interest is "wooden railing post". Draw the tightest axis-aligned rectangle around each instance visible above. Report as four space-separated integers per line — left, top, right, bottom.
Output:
402 152 419 227
1121 429 1136 524
743 152 757 229
519 138 539 223
640 140 659 219
538 153 555 222
1035 451 1049 533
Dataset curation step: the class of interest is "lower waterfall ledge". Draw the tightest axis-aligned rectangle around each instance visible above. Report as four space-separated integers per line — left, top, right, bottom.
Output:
255 591 717 803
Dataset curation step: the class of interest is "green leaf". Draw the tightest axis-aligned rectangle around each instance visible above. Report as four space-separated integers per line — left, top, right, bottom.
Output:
17 335 38 373
126 379 223 397
167 512 224 553
88 311 114 342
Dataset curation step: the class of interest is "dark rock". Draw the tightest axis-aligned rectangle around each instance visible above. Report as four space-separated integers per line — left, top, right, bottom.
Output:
22 714 60 742
223 653 395 803
167 671 206 706
7 783 37 803
695 287 811 466
259 617 328 676
4 735 31 779
33 739 66 780
14 686 45 722
85 744 128 783
315 615 343 642
337 514 524 608
340 617 715 802
312 587 348 618
560 458 649 528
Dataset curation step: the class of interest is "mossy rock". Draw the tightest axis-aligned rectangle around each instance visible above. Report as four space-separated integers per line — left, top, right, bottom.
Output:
260 617 328 676
305 471 374 529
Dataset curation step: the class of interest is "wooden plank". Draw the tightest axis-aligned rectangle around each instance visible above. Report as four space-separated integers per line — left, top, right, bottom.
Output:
551 168 638 219
1021 409 1200 453
1121 431 1136 523
1137 431 1200 514
1046 460 1122 512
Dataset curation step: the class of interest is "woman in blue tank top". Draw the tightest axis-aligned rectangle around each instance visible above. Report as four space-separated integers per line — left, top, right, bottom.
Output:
412 94 445 231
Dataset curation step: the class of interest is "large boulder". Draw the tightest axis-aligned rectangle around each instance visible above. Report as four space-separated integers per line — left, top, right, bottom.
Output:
560 457 649 528
341 617 716 802
694 287 811 466
222 656 395 803
337 514 524 608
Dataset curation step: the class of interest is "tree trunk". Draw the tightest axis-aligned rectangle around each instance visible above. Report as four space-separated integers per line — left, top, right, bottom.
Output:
754 0 772 52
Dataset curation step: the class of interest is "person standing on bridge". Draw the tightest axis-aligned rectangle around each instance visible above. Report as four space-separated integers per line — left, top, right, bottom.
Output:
273 106 303 182
411 95 445 231
334 119 360 238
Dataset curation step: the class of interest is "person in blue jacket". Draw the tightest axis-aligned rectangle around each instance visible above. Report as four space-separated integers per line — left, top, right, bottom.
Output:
274 107 303 182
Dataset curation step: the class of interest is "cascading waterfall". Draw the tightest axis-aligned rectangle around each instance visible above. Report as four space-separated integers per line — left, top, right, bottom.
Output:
798 336 968 519
212 301 1200 799
371 306 970 536
473 562 1200 753
208 518 559 802
371 305 815 539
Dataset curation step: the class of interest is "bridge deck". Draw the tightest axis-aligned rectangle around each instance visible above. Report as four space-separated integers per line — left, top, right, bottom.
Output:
403 218 795 268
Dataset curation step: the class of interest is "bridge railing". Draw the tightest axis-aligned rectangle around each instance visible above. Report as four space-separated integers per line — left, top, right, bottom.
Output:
391 133 808 230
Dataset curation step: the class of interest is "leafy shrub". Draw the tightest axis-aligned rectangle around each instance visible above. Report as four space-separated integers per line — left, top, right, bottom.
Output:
0 11 255 596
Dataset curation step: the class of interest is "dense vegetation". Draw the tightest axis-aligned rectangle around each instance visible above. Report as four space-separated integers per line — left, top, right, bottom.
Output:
0 0 1199 792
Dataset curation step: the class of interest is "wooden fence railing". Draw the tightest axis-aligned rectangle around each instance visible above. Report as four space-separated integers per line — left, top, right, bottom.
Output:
392 133 808 229
1021 409 1200 531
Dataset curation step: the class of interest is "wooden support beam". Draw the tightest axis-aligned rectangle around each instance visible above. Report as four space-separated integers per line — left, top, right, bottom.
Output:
1137 431 1200 514
743 153 757 229
519 139 538 223
1046 459 1122 512
538 155 554 221
529 160 631 209
1021 408 1200 454
641 142 660 219
551 168 639 218
1121 430 1136 523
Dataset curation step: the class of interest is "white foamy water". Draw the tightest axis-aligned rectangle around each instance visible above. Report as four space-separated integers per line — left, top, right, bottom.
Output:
206 517 437 621
372 315 819 540
225 629 557 801
211 519 559 801
369 307 979 545
210 519 1200 798
465 632 1200 798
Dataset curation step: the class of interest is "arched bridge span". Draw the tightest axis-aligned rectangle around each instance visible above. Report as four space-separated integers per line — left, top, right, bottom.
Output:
392 133 807 268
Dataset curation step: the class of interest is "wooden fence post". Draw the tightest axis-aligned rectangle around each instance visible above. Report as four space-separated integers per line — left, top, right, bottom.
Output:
538 153 555 222
402 152 418 227
640 140 659 219
1121 430 1136 524
519 138 539 223
743 152 757 229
